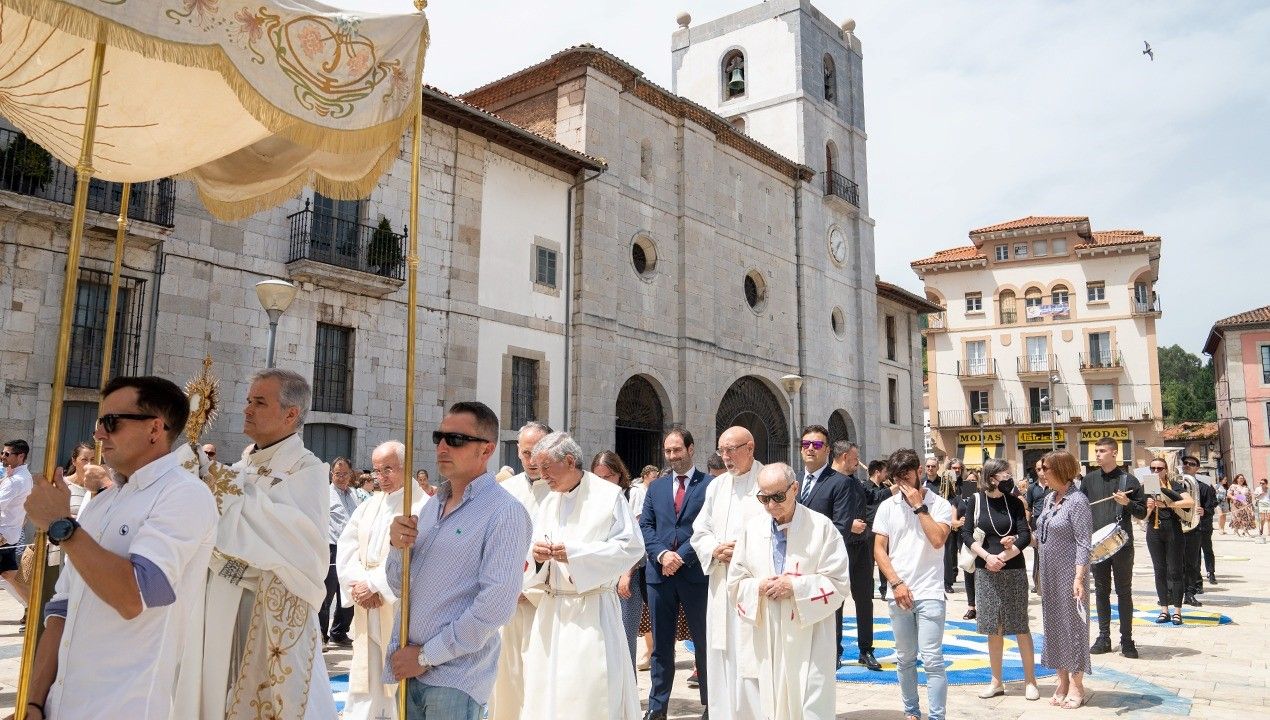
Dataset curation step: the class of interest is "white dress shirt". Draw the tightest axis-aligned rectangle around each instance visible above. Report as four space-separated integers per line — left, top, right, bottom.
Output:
0 464 33 545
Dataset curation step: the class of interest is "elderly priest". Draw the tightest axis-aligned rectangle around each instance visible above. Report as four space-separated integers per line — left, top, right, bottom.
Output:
727 463 851 720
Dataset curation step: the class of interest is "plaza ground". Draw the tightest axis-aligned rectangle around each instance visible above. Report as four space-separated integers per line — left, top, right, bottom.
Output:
0 525 1266 719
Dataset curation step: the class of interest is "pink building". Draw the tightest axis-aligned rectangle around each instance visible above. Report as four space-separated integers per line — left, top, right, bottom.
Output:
1204 306 1270 480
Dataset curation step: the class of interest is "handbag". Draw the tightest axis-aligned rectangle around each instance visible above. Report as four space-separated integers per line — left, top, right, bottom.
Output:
957 492 981 574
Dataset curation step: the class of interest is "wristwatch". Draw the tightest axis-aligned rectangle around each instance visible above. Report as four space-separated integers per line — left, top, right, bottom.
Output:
912 504 930 516
48 517 80 546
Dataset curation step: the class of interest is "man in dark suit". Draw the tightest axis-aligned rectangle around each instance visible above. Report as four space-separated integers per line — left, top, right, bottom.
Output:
1182 456 1218 600
864 460 895 598
794 425 853 669
830 440 882 671
640 427 711 720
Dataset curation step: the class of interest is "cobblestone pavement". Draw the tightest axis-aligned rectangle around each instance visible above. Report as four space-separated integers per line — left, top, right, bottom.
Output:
0 524 1265 718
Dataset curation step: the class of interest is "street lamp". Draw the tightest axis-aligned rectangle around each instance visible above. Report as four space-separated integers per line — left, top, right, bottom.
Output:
1047 373 1062 450
781 374 803 467
255 279 298 368
973 409 988 466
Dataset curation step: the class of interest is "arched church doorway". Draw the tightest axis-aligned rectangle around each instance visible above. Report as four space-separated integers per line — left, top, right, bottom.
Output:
615 375 665 475
716 376 789 464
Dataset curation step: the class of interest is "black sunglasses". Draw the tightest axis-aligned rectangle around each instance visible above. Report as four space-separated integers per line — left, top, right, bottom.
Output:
97 413 165 434
800 440 827 450
1183 460 1200 467
756 480 795 505
1150 465 1167 472
431 431 492 448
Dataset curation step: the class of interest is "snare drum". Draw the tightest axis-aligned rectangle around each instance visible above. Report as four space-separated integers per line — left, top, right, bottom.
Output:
1090 523 1129 564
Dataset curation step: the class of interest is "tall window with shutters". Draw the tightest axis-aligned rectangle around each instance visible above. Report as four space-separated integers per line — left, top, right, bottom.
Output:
313 323 353 413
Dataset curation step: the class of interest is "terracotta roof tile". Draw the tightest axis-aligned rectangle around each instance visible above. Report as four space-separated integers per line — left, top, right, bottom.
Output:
910 245 985 267
876 279 944 313
1161 422 1219 442
1076 229 1161 249
969 216 1088 234
1212 305 1270 329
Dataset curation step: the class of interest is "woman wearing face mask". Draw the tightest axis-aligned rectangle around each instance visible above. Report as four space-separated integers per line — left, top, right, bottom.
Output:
965 459 1038 701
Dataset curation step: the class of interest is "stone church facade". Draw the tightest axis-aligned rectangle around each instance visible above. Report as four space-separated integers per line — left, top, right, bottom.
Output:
0 1 911 475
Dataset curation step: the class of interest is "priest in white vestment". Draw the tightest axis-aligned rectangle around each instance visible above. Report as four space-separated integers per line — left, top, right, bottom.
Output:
173 369 336 720
488 421 553 720
728 463 851 720
521 432 644 720
690 426 766 719
337 441 418 720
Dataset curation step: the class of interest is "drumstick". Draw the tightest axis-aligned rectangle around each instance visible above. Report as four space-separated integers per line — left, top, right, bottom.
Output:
1089 495 1117 506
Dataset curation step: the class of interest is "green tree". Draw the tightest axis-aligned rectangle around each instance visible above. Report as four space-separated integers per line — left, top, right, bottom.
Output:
1157 344 1217 423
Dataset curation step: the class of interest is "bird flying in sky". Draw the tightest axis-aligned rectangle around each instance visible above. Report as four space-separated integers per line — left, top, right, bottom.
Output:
1143 41 1154 61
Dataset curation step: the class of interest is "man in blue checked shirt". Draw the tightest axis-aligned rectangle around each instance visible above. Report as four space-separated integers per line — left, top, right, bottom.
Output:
385 401 532 719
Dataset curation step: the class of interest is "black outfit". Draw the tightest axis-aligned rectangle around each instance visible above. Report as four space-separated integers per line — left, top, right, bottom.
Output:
1082 466 1147 646
796 465 854 662
960 491 1031 634
929 473 963 590
1025 480 1049 590
865 479 891 597
320 543 353 642
1186 480 1218 592
841 473 877 661
1145 479 1187 608
1198 480 1218 580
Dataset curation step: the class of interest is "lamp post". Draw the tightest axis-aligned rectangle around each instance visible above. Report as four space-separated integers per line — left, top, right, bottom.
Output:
255 279 298 368
1047 373 1062 450
973 409 988 466
781 374 804 467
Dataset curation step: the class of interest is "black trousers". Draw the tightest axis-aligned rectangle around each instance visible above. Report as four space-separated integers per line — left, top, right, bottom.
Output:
1182 529 1203 591
647 579 709 712
319 543 353 640
943 537 958 589
1200 528 1216 575
1092 543 1135 642
965 566 976 606
1145 520 1184 607
847 541 874 654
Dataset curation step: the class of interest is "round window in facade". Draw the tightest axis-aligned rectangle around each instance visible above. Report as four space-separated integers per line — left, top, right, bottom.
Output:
831 307 845 338
631 235 657 278
744 270 767 311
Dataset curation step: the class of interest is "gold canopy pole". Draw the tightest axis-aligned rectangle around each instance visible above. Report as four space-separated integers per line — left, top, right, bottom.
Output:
16 39 108 720
398 3 426 716
94 183 131 464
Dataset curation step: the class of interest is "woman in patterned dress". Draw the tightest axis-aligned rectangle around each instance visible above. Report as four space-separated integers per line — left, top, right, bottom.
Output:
1036 450 1092 709
1229 475 1256 536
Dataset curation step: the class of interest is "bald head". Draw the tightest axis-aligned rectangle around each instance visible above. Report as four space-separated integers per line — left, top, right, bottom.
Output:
756 462 798 523
718 426 755 475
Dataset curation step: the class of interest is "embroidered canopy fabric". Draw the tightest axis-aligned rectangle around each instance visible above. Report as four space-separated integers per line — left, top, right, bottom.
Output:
0 0 427 219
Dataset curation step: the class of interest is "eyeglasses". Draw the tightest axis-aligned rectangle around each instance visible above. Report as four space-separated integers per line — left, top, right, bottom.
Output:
800 440 827 450
372 467 398 476
431 431 492 448
1183 461 1200 467
1150 466 1167 472
96 413 164 434
756 480 795 505
717 442 750 455
205 451 216 458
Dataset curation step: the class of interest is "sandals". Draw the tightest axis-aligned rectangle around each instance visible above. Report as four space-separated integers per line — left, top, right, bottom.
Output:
1172 612 1183 626
963 608 977 620
1155 611 1170 623
1050 689 1069 706
1062 693 1088 709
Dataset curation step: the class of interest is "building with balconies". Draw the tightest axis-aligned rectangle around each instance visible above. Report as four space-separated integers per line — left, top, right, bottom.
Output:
912 215 1164 475
1203 305 1270 480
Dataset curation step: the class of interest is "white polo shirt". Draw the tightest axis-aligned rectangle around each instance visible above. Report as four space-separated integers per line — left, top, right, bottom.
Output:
872 487 953 602
45 450 218 720
0 463 33 545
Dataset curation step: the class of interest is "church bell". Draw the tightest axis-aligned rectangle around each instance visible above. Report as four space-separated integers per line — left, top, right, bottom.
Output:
727 67 745 93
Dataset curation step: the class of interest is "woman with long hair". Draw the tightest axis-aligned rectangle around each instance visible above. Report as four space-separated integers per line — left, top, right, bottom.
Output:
590 450 645 669
61 442 95 517
1035 450 1092 709
1229 474 1256 536
966 458 1038 701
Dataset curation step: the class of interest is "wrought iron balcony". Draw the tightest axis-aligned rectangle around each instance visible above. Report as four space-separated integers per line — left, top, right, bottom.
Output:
923 312 947 333
1132 295 1162 317
1078 349 1124 373
999 310 1018 325
1017 354 1056 379
287 200 406 281
0 126 175 226
1065 402 1153 423
822 170 859 206
957 358 997 380
935 408 1018 427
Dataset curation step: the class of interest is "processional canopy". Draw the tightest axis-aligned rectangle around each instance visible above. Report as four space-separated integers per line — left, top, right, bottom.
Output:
0 0 428 219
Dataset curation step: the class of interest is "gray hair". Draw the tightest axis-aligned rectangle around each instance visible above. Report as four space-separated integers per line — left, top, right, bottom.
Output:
532 431 584 468
373 440 405 466
519 421 553 437
250 368 311 428
758 462 798 489
832 440 858 458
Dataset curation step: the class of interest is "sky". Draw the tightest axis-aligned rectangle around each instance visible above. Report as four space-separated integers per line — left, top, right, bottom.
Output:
348 0 1269 354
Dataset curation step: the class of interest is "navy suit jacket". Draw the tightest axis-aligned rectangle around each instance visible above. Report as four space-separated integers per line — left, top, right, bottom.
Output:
796 467 856 545
640 468 711 585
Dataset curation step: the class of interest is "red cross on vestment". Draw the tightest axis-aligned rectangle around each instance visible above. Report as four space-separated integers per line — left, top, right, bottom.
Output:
811 587 836 604
736 602 746 618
